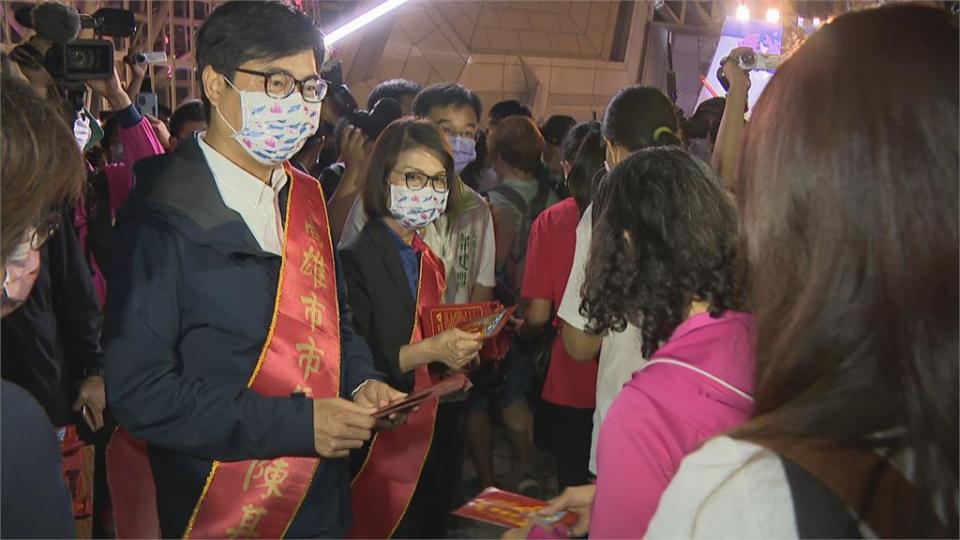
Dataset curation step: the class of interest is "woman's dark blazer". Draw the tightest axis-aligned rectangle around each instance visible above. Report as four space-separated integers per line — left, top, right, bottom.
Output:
339 218 421 393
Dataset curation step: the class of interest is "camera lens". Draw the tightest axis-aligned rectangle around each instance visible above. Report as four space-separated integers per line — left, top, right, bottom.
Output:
68 48 97 70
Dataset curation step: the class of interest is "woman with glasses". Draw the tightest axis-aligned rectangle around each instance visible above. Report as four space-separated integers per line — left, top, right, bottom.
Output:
1 73 85 539
340 118 484 539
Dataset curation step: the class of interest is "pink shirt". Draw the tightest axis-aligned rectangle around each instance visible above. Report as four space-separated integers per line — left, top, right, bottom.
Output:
75 116 165 306
590 310 755 538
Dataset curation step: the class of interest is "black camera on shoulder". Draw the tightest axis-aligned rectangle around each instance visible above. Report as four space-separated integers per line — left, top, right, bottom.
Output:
13 3 135 83
321 59 401 141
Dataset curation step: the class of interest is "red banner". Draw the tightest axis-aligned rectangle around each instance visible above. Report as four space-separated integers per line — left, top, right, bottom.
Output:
347 236 447 539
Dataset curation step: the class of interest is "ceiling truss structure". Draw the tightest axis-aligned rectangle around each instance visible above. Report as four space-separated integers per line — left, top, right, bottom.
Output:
2 0 360 111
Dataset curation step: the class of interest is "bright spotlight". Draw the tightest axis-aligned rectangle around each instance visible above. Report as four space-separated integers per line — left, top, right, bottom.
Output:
736 4 751 21
812 17 822 27
797 16 805 26
765 8 780 23
325 0 409 45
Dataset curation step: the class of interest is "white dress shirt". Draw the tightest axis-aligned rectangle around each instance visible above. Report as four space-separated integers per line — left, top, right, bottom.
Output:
198 133 287 255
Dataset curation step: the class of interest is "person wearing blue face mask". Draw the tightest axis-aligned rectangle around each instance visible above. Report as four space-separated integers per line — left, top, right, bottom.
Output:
101 2 407 538
340 83 497 306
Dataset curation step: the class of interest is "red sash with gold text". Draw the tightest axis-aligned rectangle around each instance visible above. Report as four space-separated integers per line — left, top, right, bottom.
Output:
107 165 341 539
347 236 447 539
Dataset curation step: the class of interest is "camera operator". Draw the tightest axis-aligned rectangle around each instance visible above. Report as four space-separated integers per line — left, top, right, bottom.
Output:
327 121 374 242
11 1 165 305
1 73 86 540
712 46 752 189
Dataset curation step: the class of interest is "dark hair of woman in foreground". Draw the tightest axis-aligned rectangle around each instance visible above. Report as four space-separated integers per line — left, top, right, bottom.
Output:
734 4 958 534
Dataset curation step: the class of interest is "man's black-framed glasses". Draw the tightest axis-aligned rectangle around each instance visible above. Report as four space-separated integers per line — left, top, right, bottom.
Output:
394 170 449 193
234 68 328 103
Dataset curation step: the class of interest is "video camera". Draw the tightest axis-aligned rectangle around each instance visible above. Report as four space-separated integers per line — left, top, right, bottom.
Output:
321 59 401 141
12 2 136 108
716 50 782 91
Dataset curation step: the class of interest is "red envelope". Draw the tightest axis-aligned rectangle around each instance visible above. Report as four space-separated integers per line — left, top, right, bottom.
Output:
371 373 473 419
421 303 514 361
452 487 579 529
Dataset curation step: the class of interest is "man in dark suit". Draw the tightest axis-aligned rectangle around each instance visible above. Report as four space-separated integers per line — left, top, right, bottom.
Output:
103 2 404 537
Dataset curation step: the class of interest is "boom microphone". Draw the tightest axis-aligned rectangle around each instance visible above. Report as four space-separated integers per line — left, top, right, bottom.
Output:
31 2 82 44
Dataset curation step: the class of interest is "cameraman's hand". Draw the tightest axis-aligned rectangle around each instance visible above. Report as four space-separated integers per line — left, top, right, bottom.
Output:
125 52 148 80
721 47 753 93
312 398 376 458
87 64 132 111
338 125 368 170
429 328 483 371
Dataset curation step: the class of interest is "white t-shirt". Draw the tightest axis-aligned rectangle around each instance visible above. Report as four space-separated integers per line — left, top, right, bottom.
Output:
339 182 496 305
645 436 799 539
556 205 646 474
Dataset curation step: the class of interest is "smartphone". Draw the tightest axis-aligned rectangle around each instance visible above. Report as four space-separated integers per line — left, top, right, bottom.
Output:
136 92 159 118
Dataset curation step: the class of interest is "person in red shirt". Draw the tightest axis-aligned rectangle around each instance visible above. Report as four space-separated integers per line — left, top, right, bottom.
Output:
520 121 606 491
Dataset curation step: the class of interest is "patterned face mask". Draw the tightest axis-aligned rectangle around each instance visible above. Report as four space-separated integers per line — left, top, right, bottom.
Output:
216 77 321 165
388 185 449 230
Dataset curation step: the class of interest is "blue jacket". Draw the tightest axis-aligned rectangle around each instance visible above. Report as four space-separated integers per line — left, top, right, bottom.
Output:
103 138 381 538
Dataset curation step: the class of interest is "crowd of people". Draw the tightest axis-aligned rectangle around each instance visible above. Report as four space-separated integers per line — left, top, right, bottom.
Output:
0 1 957 539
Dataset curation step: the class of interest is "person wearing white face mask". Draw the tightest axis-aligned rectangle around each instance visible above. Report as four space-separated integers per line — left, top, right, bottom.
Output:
340 118 484 539
339 83 497 305
100 3 406 538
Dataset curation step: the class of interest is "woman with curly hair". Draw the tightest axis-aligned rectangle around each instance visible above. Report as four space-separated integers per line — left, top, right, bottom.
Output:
513 147 755 539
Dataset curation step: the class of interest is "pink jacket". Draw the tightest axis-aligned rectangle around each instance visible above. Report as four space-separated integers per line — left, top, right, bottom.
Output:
75 114 165 306
590 311 756 538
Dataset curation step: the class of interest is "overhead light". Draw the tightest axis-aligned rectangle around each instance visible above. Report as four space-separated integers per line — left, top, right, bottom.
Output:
765 8 780 23
812 17 822 27
797 16 805 26
735 4 751 21
325 0 409 46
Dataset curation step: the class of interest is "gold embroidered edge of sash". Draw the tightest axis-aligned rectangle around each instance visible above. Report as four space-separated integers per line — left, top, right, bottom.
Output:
184 168 342 539
280 172 342 539
389 257 436 538
182 461 221 539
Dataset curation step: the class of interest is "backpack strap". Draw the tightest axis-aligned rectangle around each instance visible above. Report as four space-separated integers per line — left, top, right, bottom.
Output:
529 180 551 220
741 436 951 538
490 183 529 217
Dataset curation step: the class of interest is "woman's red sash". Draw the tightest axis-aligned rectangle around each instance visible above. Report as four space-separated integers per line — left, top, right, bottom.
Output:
107 165 341 539
347 236 447 539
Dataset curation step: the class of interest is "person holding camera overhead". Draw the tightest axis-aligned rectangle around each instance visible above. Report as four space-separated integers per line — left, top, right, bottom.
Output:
102 2 407 538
